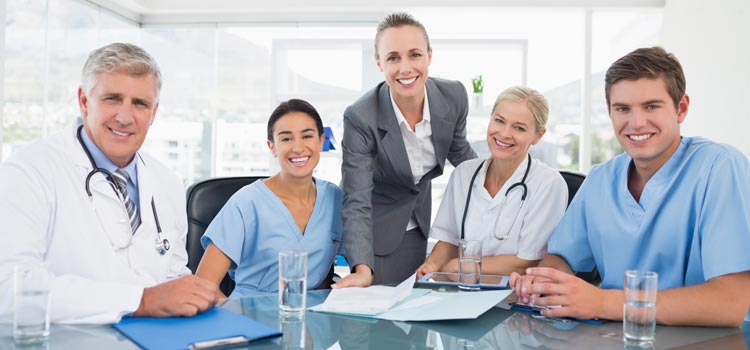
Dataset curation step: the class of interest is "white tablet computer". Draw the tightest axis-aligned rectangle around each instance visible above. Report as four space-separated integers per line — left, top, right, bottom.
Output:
416 272 510 290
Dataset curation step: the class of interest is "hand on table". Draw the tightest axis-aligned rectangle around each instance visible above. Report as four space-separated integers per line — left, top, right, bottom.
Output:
332 265 373 288
438 258 460 274
510 269 552 305
515 267 606 320
134 275 220 317
415 261 440 279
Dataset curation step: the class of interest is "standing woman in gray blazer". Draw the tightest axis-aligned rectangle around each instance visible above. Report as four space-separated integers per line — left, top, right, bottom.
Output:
333 12 477 287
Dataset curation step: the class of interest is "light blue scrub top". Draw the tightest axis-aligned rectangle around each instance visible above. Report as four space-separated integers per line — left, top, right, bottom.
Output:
548 137 750 290
201 178 343 297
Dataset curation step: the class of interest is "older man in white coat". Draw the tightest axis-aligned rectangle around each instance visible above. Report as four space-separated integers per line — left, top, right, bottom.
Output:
0 43 219 324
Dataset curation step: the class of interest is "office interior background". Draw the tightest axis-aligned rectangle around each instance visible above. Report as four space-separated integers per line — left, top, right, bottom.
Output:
0 0 747 218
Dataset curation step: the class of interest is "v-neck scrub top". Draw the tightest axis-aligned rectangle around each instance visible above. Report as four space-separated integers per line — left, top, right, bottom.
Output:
548 137 750 290
201 179 343 297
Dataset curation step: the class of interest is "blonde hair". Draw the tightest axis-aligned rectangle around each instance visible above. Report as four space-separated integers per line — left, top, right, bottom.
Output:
492 86 549 132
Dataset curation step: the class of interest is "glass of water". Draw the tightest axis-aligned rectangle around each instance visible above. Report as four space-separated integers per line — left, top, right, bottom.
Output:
458 239 482 291
13 264 51 345
279 250 307 315
279 312 306 350
623 270 658 348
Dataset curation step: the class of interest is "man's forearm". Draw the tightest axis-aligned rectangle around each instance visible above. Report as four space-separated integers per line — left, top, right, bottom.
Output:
655 271 750 327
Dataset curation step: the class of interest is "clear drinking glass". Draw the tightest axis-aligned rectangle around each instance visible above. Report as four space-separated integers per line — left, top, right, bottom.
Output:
13 264 51 345
458 239 482 291
623 270 658 348
279 250 308 315
279 313 306 350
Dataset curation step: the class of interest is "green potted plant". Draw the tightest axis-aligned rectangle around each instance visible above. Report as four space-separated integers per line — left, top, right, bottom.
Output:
471 74 484 94
471 74 484 111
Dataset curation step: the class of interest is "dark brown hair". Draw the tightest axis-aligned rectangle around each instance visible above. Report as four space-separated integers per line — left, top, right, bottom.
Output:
605 46 686 110
267 99 324 142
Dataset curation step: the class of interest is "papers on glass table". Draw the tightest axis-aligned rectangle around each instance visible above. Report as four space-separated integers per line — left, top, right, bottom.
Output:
309 274 512 321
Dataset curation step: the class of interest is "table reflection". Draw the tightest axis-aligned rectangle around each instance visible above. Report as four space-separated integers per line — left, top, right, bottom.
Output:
0 289 744 350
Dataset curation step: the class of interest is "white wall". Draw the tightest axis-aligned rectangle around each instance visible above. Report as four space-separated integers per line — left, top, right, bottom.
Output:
661 0 750 154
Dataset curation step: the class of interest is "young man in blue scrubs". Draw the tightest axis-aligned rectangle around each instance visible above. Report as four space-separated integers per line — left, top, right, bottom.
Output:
511 47 750 327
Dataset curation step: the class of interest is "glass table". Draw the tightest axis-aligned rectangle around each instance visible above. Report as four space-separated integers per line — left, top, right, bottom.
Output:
0 289 747 350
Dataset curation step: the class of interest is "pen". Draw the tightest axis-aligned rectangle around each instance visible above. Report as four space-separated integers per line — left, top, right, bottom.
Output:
189 336 251 349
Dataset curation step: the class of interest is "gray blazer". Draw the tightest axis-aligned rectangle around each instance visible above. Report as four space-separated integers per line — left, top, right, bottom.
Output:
341 77 477 269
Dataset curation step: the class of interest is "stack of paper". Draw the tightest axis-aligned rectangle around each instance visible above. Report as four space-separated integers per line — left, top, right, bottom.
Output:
310 274 512 321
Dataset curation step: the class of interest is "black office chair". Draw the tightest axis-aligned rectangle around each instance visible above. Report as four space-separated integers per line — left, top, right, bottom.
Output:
558 170 601 285
186 176 266 296
559 170 585 207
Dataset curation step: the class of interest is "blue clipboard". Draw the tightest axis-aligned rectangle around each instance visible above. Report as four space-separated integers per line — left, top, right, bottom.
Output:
113 307 281 350
509 302 604 326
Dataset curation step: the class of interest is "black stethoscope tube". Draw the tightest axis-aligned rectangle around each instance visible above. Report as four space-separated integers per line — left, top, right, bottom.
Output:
461 153 531 240
76 125 169 255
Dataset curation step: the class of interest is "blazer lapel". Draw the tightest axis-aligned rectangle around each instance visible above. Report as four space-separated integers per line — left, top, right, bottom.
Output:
376 84 418 190
427 79 452 172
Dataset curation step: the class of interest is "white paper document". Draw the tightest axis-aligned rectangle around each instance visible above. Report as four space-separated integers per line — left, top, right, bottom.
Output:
309 274 513 321
310 273 421 316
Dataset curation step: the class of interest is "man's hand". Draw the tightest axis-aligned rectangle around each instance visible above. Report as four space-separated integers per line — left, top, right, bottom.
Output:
332 264 373 288
523 267 611 320
133 275 220 318
510 270 552 305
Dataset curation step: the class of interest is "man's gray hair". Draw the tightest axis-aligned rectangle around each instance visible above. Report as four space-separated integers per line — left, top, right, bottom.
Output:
81 43 162 100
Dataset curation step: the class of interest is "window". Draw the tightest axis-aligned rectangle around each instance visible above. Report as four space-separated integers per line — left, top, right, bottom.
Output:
589 9 662 166
1 1 664 208
2 0 138 161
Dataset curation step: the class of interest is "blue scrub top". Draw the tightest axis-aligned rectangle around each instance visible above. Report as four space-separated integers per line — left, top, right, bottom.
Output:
549 137 750 290
201 178 343 297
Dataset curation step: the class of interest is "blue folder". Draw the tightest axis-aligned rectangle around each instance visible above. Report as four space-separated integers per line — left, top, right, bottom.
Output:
113 307 281 350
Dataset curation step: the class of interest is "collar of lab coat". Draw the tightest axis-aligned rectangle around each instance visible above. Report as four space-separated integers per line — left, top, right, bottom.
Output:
65 117 156 226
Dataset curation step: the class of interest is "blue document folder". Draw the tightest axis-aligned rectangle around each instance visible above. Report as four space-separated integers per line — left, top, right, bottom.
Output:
112 307 281 350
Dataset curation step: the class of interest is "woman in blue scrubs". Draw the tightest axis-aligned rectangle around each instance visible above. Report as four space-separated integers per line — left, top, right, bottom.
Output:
196 99 343 298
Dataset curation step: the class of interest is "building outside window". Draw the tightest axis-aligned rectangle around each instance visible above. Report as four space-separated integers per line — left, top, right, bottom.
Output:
1 0 662 217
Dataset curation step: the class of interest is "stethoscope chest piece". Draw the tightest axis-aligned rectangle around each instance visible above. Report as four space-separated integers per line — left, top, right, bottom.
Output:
77 125 170 256
156 238 170 255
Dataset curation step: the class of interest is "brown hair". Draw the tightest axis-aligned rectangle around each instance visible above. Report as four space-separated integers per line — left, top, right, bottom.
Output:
374 12 431 59
605 46 686 111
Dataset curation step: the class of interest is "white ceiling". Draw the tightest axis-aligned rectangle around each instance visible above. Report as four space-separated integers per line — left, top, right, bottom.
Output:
87 0 665 24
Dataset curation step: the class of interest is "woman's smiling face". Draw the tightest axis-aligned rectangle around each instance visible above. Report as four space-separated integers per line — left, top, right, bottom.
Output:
375 25 432 101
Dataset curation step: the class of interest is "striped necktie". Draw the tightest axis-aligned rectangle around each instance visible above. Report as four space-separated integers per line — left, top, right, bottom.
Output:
112 169 141 234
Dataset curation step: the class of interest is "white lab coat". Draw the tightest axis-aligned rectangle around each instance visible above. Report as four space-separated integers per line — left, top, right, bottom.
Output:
0 118 190 324
429 157 568 261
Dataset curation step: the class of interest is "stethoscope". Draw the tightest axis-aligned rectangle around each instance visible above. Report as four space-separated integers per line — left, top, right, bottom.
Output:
76 125 170 255
461 153 531 240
